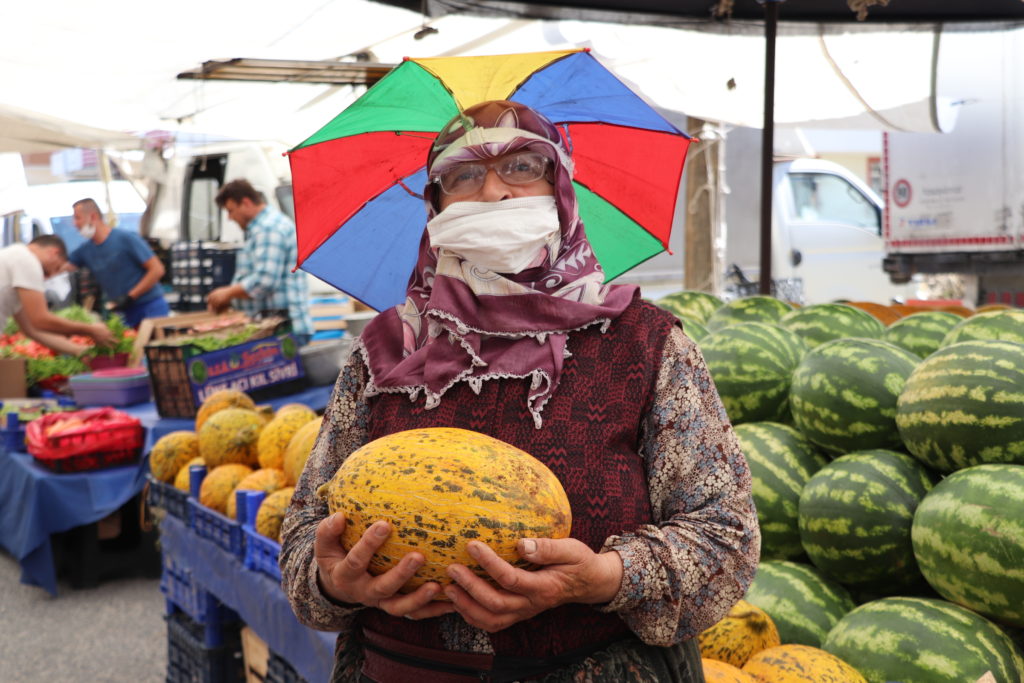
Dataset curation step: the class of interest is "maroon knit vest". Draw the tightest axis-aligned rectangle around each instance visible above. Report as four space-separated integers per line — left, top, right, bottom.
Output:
358 298 678 660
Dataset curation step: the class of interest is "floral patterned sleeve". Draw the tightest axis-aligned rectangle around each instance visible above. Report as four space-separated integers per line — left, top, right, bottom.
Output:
599 325 760 647
279 349 372 632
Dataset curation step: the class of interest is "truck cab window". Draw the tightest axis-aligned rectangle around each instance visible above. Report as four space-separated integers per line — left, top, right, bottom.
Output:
790 173 880 232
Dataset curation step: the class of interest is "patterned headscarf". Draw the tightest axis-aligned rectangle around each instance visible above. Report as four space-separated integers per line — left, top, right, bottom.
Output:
357 100 638 427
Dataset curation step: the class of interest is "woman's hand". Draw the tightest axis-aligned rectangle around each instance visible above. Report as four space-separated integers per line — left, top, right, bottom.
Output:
314 513 455 620
443 538 624 633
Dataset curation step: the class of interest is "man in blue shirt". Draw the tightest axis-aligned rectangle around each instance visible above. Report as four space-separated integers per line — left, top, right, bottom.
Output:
70 198 170 327
207 179 313 346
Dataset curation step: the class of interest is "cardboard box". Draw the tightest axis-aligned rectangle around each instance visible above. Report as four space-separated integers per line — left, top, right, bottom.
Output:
129 311 228 367
145 321 305 418
0 359 28 398
240 626 269 683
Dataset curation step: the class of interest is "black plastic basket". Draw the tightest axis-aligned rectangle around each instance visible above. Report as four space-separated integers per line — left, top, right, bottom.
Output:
165 611 244 683
266 653 306 683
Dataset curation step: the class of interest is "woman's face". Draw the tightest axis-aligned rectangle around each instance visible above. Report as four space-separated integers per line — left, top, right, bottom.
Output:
436 151 555 211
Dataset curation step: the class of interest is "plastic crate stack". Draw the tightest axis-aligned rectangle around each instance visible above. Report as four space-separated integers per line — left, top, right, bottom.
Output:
170 242 238 312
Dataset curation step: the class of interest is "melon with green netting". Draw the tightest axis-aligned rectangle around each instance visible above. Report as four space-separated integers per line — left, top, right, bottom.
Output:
734 422 827 559
789 338 919 454
700 323 807 425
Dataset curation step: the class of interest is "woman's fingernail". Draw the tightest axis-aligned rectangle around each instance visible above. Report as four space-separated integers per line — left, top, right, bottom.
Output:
467 543 481 559
522 539 537 555
373 522 389 537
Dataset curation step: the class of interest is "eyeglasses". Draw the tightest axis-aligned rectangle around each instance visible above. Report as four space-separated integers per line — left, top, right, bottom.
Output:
432 152 551 196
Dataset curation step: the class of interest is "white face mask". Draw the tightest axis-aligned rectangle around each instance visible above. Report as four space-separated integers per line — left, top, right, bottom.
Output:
427 196 560 274
78 220 96 240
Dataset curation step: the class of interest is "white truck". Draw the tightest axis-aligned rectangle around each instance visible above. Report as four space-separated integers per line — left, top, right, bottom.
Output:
722 126 916 304
882 28 1023 307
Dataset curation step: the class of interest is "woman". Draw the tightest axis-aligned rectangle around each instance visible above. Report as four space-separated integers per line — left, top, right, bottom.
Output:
280 100 759 682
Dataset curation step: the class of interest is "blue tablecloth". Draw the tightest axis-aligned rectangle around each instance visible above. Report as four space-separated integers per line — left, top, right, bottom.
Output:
0 384 333 596
160 515 338 683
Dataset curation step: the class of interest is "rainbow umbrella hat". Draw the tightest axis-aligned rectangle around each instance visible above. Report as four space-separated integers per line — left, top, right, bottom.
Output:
289 49 692 312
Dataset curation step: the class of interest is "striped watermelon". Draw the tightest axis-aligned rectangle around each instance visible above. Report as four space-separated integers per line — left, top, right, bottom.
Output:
654 290 724 324
912 464 1024 627
705 296 794 332
734 422 828 559
896 340 1024 472
701 323 808 424
778 303 885 349
822 597 1024 683
789 338 920 454
882 311 961 359
941 308 1024 347
745 560 856 647
677 314 710 342
798 450 938 589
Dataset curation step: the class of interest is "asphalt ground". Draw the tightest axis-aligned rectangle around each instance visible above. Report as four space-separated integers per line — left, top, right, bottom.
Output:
0 548 167 682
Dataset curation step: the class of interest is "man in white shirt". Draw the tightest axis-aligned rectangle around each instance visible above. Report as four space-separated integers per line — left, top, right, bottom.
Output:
1 235 115 355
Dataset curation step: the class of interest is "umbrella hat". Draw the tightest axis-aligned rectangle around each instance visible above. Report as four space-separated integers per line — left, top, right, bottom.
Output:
289 48 692 312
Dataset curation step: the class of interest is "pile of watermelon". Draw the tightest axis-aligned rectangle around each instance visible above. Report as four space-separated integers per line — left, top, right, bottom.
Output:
655 293 1024 682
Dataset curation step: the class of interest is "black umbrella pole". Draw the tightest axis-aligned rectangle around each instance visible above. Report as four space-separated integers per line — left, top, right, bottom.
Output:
759 0 779 296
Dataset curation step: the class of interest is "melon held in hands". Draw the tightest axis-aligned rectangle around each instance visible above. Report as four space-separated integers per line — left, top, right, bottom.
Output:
317 427 572 594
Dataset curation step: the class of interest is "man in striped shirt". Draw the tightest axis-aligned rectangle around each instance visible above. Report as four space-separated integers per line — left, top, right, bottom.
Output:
207 179 314 345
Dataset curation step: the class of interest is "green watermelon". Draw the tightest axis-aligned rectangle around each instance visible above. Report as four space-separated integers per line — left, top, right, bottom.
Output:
704 295 793 332
822 597 1024 683
744 560 856 647
654 290 723 324
676 314 709 341
798 450 938 589
789 338 920 454
734 422 828 559
912 464 1024 627
700 323 808 424
896 340 1024 472
882 311 962 359
778 303 885 349
941 308 1024 347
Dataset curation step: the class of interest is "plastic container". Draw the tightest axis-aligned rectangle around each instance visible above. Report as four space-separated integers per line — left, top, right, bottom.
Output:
188 466 245 558
298 339 353 386
161 555 239 646
266 652 306 683
147 474 189 520
240 491 282 582
85 353 130 371
341 311 377 337
165 611 244 683
1 411 25 453
69 367 152 406
26 407 143 473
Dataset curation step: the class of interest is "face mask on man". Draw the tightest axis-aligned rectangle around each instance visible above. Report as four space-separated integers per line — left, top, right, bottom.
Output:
426 196 560 274
78 219 96 240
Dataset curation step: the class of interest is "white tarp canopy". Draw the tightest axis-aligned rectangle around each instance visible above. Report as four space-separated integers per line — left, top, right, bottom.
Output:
0 103 141 154
0 0 958 148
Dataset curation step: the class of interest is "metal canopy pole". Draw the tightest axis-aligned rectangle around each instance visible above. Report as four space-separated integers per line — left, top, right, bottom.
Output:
759 0 782 295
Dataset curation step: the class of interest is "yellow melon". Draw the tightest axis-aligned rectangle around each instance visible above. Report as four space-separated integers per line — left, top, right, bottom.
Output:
699 600 781 668
257 406 317 470
255 487 295 541
195 389 256 431
282 416 323 486
276 402 314 415
742 645 866 683
225 468 288 520
198 464 253 514
149 431 199 484
254 404 276 424
198 408 265 468
317 427 571 595
703 658 757 682
174 456 205 492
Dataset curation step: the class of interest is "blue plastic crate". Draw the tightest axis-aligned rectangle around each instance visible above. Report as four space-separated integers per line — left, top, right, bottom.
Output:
238 490 282 582
147 474 189 520
186 465 244 558
266 652 306 683
165 612 244 683
160 555 239 648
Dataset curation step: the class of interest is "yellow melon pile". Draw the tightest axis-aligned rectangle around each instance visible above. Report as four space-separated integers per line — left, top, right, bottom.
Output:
148 389 323 535
699 601 865 682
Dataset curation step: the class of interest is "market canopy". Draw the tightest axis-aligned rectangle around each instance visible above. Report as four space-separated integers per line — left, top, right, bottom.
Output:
0 103 141 154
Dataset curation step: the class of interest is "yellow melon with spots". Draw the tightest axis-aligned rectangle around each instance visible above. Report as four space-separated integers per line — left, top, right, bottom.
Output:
742 645 867 682
195 389 256 431
174 456 205 492
198 464 253 514
225 468 288 520
317 427 571 596
700 600 781 668
149 431 199 483
198 408 264 468
255 487 295 541
282 417 322 486
703 658 757 682
257 406 317 470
